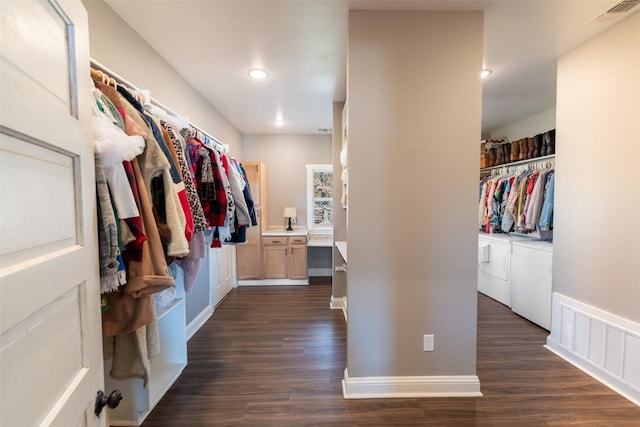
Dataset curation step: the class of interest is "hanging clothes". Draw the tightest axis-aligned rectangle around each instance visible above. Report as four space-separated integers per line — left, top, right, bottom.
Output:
97 83 147 262
117 87 190 259
479 161 554 238
91 64 258 385
161 121 207 234
539 171 555 231
183 133 230 247
226 160 258 244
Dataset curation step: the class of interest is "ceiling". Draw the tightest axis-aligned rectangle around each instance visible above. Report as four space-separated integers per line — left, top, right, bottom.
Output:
104 0 633 136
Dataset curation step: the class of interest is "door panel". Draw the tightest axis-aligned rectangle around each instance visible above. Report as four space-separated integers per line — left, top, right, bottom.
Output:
263 246 287 279
0 133 78 272
1 0 76 114
0 1 105 426
288 245 308 279
237 207 262 279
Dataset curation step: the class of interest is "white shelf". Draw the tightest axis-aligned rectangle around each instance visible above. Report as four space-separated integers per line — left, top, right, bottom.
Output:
157 297 183 320
148 362 186 408
335 240 347 263
105 295 187 426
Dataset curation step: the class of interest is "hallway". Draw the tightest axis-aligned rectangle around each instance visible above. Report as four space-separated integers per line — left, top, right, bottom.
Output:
138 283 640 426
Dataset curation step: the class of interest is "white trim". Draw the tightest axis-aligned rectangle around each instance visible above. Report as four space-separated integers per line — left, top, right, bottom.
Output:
237 279 309 286
330 295 348 321
186 306 213 341
342 368 482 399
546 292 640 407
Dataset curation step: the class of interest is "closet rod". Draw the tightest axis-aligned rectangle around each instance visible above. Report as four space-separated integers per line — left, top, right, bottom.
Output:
481 154 555 173
487 157 555 177
89 58 225 147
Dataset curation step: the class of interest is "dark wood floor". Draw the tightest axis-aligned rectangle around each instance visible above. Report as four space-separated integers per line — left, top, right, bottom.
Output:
140 282 640 426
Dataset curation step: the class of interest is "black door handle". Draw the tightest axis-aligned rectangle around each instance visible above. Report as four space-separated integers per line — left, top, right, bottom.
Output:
95 389 123 417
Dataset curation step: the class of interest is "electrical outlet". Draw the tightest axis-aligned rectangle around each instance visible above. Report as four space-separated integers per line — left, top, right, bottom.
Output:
291 217 297 225
423 334 434 352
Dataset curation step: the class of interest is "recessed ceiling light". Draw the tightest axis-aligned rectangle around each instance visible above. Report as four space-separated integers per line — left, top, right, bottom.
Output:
248 68 268 79
481 69 493 79
274 119 284 127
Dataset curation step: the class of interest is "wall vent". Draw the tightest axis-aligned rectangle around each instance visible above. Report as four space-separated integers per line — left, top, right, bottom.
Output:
591 0 640 23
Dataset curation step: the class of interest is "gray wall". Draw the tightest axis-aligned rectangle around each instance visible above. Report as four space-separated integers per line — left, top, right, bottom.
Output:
347 11 483 378
242 134 332 229
82 0 242 156
554 11 640 323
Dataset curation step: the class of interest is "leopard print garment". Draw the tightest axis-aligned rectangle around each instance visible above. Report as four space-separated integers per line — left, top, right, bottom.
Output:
162 122 208 233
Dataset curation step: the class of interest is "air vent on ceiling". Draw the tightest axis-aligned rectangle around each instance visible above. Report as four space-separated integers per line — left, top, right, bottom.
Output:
591 0 640 23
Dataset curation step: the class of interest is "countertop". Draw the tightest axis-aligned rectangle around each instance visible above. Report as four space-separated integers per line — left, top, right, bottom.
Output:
262 227 335 247
263 227 308 237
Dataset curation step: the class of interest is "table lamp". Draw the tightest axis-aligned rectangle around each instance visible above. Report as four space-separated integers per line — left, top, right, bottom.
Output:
283 207 297 231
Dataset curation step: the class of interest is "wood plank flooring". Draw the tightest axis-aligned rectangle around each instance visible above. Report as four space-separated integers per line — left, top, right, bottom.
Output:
139 283 640 426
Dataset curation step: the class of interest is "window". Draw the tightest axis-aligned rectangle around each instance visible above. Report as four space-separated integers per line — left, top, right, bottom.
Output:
306 164 333 230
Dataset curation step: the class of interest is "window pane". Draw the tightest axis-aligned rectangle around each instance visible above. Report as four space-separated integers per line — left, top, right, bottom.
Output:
313 200 333 227
313 171 333 199
307 164 333 230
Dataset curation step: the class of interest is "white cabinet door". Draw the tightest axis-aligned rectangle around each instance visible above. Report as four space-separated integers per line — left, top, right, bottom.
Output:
0 1 105 426
211 245 236 307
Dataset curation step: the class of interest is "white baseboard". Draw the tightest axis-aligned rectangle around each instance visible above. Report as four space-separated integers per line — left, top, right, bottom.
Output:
330 295 347 321
186 306 213 341
341 368 482 399
237 279 309 286
546 292 640 406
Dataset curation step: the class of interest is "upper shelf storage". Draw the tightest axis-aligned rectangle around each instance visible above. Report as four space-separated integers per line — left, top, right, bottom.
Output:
480 129 555 173
480 154 555 176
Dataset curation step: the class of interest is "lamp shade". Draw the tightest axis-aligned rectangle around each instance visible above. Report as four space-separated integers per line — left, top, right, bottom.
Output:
283 207 297 218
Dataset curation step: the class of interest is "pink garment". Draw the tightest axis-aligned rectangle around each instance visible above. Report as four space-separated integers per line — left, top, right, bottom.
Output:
175 231 206 292
524 170 548 231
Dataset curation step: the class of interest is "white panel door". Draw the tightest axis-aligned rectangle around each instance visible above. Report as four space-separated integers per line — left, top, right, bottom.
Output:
211 246 235 307
0 1 106 426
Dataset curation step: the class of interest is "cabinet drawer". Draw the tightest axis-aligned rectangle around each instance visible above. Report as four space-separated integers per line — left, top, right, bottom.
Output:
263 237 287 246
290 236 307 245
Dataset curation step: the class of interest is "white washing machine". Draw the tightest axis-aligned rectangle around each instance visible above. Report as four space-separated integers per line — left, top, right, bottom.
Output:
510 241 553 330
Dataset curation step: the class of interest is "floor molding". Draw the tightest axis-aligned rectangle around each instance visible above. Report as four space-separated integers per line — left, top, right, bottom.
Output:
330 295 347 321
237 279 309 286
342 368 482 399
186 306 213 341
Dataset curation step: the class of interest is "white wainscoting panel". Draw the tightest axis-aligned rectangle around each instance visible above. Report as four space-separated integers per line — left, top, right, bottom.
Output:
624 335 640 389
546 292 640 406
604 326 624 376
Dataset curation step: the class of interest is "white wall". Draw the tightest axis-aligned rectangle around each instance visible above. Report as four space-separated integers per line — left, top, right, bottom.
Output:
554 11 640 323
242 134 332 228
546 12 640 404
82 0 243 156
491 107 556 142
346 10 483 386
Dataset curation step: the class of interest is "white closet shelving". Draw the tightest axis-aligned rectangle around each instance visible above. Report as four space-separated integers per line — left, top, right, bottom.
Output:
105 266 187 426
91 60 238 426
